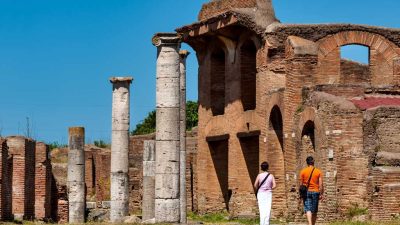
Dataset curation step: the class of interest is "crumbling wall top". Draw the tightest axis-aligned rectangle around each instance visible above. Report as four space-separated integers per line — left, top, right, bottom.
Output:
198 0 279 28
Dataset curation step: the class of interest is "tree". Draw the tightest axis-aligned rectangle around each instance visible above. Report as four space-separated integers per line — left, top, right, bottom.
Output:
186 101 198 131
131 101 198 135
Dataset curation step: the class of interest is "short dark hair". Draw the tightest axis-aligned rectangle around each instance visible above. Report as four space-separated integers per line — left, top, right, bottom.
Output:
261 161 269 171
306 156 315 165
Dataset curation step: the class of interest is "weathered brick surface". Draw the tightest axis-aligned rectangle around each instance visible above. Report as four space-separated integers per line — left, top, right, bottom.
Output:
95 150 111 204
35 142 52 220
0 139 12 220
177 3 400 221
7 136 36 220
128 131 198 213
198 0 257 21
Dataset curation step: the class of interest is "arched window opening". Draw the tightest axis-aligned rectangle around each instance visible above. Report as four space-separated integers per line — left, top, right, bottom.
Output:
340 45 370 84
211 47 225 116
301 120 315 151
240 40 257 111
269 106 283 150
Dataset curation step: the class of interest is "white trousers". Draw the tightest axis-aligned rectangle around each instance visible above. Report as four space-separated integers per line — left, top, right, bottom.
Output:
257 191 272 225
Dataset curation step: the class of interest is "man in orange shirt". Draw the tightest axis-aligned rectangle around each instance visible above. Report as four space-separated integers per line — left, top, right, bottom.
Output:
299 156 324 225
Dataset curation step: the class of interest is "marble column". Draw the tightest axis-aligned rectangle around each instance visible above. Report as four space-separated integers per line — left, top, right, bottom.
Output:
110 77 133 223
142 140 155 221
152 33 181 223
67 127 85 223
179 50 189 223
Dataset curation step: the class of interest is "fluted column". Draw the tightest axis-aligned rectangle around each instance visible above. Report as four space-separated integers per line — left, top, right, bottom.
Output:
68 127 85 223
152 33 182 223
110 77 133 223
179 50 189 223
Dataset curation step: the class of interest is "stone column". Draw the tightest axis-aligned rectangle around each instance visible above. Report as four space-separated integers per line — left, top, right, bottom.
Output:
179 50 189 223
110 76 133 223
152 33 181 223
142 140 155 221
67 127 85 223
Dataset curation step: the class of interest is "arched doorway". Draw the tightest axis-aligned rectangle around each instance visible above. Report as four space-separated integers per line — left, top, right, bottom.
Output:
267 105 286 217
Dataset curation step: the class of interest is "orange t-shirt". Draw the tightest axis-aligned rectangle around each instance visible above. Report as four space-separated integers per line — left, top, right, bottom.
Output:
300 166 322 192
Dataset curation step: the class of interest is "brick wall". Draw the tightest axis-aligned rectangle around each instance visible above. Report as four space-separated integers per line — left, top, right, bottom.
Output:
128 130 198 213
0 139 12 220
181 14 400 221
210 48 226 116
95 151 111 204
198 0 257 21
364 107 400 220
35 142 52 220
85 149 95 199
241 40 257 111
7 136 36 220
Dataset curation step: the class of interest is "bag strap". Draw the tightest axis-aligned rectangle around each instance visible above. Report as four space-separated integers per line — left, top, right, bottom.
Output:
306 167 316 188
257 173 271 194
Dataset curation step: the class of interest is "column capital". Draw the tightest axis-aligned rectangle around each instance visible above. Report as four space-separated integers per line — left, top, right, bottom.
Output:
152 33 182 47
109 76 133 84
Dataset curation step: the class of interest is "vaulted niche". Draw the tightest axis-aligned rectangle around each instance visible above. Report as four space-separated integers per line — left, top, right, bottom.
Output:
240 40 257 111
340 45 370 84
210 47 226 116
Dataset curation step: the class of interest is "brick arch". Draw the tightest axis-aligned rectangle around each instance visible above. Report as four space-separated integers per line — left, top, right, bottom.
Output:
296 107 327 158
238 32 263 50
266 92 284 117
207 38 228 116
318 31 399 61
317 31 400 85
239 36 258 111
265 93 287 217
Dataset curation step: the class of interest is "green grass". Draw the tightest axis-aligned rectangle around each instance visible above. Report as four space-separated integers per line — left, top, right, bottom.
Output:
329 221 400 225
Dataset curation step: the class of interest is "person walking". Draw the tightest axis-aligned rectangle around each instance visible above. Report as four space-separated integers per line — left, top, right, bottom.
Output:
299 156 324 225
254 161 276 225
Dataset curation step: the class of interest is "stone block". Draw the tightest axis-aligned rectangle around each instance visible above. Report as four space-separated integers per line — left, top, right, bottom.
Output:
143 161 155 177
67 164 85 182
143 140 156 161
155 140 179 174
155 173 179 199
110 200 129 222
86 202 97 209
69 201 85 223
156 108 180 141
110 172 129 201
68 181 86 202
68 148 85 165
156 77 180 107
155 199 180 223
102 201 111 209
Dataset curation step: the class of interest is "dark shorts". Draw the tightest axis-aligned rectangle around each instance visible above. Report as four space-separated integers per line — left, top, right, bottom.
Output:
303 191 320 213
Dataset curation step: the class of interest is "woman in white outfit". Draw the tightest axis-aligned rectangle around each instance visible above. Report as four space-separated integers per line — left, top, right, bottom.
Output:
254 161 276 225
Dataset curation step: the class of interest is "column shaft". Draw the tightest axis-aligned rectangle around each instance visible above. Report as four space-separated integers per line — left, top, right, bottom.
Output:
110 77 133 223
179 50 189 223
152 33 181 223
142 140 155 221
68 127 85 223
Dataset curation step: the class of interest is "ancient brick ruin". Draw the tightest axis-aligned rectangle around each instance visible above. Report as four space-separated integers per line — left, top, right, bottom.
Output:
0 136 62 222
169 0 400 221
1 0 400 223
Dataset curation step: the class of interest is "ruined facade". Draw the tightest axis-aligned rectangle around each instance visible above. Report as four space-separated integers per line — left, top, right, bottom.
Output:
171 0 400 221
0 136 61 222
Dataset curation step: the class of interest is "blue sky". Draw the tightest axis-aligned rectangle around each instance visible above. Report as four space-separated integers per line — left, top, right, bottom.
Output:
0 0 398 144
